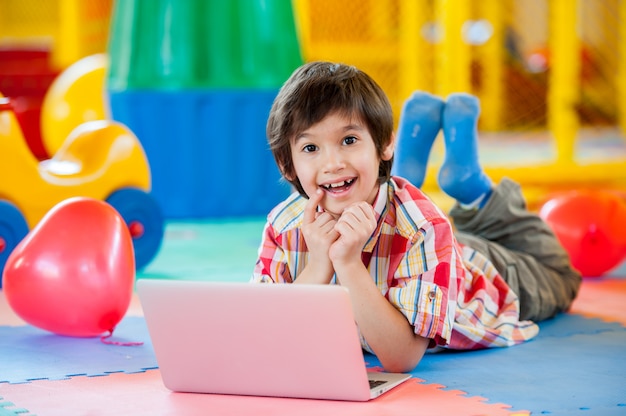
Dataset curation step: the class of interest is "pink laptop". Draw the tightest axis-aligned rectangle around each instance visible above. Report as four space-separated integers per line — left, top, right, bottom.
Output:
137 279 411 401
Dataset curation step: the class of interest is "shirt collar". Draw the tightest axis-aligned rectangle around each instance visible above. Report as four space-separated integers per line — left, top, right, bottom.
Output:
362 180 391 253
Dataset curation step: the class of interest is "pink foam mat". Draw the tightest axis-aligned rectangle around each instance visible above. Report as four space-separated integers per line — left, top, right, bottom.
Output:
569 278 626 325
0 276 624 415
0 370 524 416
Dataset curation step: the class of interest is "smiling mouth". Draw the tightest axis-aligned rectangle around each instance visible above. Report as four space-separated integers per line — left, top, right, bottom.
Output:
321 178 355 192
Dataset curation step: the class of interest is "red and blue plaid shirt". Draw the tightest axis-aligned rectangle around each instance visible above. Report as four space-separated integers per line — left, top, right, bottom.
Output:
252 176 538 351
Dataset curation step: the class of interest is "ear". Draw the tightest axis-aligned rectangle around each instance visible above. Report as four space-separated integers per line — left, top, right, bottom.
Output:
279 163 295 181
381 132 396 161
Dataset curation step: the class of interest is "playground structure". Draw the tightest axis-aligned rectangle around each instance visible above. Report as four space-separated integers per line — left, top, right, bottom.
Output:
0 0 625 215
0 1 165 274
0 0 112 69
293 0 626 210
0 94 164 277
0 0 113 159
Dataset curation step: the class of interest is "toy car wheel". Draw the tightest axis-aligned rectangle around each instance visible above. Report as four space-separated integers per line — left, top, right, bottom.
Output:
0 200 29 285
106 188 164 270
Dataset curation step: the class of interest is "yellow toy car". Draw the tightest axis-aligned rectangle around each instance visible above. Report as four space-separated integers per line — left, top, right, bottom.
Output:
0 94 163 282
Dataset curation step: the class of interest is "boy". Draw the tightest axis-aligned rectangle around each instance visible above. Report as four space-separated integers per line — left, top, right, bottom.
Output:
252 61 581 373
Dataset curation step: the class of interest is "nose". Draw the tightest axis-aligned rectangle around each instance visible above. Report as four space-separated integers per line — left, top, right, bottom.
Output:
322 148 345 173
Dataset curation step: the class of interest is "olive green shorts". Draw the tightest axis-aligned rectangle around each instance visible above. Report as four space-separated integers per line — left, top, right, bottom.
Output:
451 178 582 322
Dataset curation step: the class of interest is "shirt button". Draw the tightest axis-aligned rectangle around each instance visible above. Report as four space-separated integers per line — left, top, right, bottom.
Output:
428 290 436 300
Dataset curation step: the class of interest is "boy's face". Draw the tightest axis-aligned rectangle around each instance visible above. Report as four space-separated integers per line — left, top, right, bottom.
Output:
289 112 394 219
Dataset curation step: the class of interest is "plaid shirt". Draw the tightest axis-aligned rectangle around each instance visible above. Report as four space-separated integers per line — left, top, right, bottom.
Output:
252 176 539 351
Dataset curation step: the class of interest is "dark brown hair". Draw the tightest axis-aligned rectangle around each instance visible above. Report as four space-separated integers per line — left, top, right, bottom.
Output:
266 61 394 197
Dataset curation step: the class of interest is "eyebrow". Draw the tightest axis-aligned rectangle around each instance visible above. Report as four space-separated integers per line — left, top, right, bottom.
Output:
294 123 366 143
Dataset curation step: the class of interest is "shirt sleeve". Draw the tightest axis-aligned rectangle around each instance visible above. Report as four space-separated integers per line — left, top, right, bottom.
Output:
251 221 293 283
385 217 462 346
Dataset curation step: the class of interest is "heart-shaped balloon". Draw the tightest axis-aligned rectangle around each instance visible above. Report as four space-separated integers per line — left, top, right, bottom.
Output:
2 197 135 337
540 190 626 277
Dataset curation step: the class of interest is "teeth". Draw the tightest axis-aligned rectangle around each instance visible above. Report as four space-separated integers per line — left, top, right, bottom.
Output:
323 179 353 189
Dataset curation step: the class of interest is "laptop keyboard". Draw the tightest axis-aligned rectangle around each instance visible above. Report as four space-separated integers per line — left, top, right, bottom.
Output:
369 379 387 389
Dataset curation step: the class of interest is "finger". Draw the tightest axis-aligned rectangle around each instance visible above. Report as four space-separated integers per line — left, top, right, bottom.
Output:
340 202 369 223
337 202 375 232
303 188 324 225
315 210 334 224
335 212 359 235
355 201 376 222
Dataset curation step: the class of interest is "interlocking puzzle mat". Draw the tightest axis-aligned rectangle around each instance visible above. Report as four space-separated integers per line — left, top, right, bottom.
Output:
1 278 625 415
375 314 626 415
0 398 28 416
1 214 624 415
0 369 522 416
0 317 156 384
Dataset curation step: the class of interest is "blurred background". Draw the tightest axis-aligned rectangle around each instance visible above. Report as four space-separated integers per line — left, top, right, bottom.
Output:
1 0 625 217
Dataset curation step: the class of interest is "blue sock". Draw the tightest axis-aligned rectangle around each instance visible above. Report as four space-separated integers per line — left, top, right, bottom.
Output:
392 91 444 188
438 93 492 206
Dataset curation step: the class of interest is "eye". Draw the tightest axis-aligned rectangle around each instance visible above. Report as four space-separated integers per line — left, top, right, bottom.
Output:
343 136 357 145
302 144 317 153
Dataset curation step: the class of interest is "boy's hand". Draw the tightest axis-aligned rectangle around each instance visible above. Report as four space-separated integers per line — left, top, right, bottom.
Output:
329 201 376 268
301 189 338 282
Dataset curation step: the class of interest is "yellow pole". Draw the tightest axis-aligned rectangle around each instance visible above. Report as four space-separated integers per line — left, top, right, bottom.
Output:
371 0 393 41
398 0 426 100
434 0 471 96
478 0 505 131
291 0 312 61
548 0 580 165
54 0 80 69
617 0 626 134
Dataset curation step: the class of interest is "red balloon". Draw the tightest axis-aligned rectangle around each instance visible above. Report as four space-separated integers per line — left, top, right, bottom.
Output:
539 190 626 277
2 197 135 337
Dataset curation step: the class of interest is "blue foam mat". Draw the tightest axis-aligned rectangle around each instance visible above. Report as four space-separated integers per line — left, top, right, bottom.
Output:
366 314 626 414
0 317 156 384
0 398 28 416
1 313 624 414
